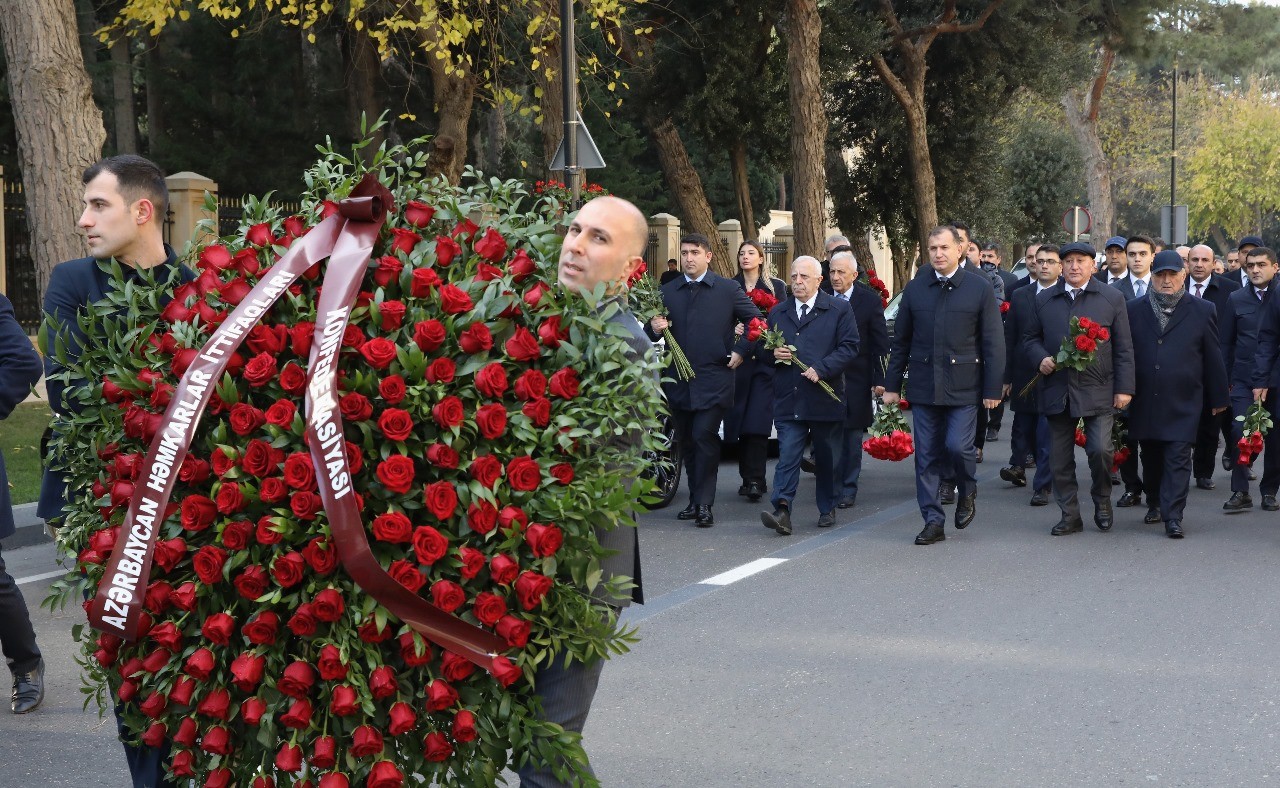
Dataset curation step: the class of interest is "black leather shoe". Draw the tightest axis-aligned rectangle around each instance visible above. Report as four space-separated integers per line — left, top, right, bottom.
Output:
737 483 751 497
836 495 857 509
1000 465 1027 487
694 505 714 527
1224 492 1253 512
745 482 764 502
800 455 816 474
1117 491 1142 508
677 503 697 520
914 523 945 545
1030 489 1050 506
1165 520 1184 538
762 505 791 535
985 426 999 442
955 492 976 529
1223 454 1234 471
1143 508 1161 524
1196 477 1216 490
939 485 957 505
11 659 43 714
817 512 836 528
1051 519 1084 536
1263 495 1279 511
1095 501 1113 532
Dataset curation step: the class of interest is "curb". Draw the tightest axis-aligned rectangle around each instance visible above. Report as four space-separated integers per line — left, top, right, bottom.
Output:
0 502 52 551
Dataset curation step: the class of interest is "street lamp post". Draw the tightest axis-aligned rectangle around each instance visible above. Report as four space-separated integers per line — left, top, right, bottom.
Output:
560 0 580 211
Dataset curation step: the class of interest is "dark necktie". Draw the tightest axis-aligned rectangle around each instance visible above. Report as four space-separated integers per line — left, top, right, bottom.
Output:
1195 283 1204 298
1068 288 1079 301
800 303 810 320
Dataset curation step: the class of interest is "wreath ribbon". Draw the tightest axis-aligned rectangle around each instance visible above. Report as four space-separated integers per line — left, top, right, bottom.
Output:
88 174 506 670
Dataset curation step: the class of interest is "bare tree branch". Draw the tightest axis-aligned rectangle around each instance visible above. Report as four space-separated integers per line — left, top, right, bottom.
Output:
870 51 915 114
892 0 1005 45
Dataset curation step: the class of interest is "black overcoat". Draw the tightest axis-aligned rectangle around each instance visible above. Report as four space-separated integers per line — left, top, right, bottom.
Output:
1126 294 1228 442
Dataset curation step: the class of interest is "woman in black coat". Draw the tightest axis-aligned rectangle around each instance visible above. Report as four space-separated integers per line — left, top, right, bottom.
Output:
726 240 788 501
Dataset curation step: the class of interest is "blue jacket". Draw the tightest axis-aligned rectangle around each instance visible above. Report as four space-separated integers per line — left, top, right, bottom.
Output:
39 251 192 521
1126 294 1229 442
1023 279 1135 418
646 270 760 411
1223 283 1273 390
766 291 860 422
1094 271 1138 300
886 267 1005 406
836 283 889 429
0 293 43 539
1004 278 1054 413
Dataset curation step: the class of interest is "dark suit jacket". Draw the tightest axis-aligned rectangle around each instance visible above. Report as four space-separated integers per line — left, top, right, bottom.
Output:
1221 282 1272 390
1126 294 1228 442
1095 271 1138 300
0 294 43 540
39 251 192 521
766 291 859 422
1187 273 1240 318
1004 280 1053 413
835 283 889 429
728 274 787 439
646 270 759 411
1251 284 1280 390
886 267 1005 406
1023 279 1135 418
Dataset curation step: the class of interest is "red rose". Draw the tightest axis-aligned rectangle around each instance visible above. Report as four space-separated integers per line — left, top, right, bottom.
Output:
468 455 502 488
538 315 570 348
472 592 507 626
177 456 210 484
549 368 580 399
379 375 407 404
211 447 236 476
167 675 195 706
369 665 398 700
523 281 551 311
429 579 465 612
505 327 541 361
192 545 227 584
467 501 498 535
278 698 313 730
313 588 345 622
246 222 275 247
424 731 454 762
258 477 287 503
435 235 462 266
413 526 449 565
525 523 564 557
550 463 574 485
491 655 522 687
404 200 436 228
201 725 233 755
276 743 303 773
1074 335 1097 353
261 399 296 428
475 363 509 399
239 697 267 726
378 300 406 331
230 652 266 692
242 352 278 387
413 319 446 351
215 481 245 514
168 582 197 613
515 570 553 610
438 284 474 314
440 651 476 681
316 644 348 681
272 551 306 588
184 648 216 681
235 565 269 600
399 632 434 666
181 495 218 532
496 614 532 648
351 724 385 757
329 684 359 716
312 734 338 769
199 244 232 270
426 357 456 384
360 337 399 370
389 559 426 592
201 612 236 645
372 511 413 543
522 397 551 427
139 690 167 718
376 455 417 494
489 553 519 584
390 227 422 254
473 227 508 262
141 722 167 747
475 403 508 439
458 546 485 579
303 536 338 574
506 456 542 491
425 679 459 711
387 701 417 735
423 480 459 520
340 392 374 421
290 491 322 520
368 761 404 787
509 248 536 281
291 322 315 356
1097 327 1111 341
282 453 316 490
432 395 465 428
378 408 414 441
459 322 493 354
410 266 441 297
513 369 547 400
425 443 460 469
239 440 277 477
373 255 404 287
278 661 316 698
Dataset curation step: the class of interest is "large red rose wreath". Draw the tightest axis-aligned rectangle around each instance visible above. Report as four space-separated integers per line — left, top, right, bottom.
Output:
43 138 664 787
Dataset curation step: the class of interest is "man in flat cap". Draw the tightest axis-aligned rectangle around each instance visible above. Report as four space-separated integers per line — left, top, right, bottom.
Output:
1023 242 1135 536
1126 250 1229 538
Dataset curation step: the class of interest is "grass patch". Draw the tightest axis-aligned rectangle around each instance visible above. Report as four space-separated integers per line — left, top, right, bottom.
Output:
0 401 51 505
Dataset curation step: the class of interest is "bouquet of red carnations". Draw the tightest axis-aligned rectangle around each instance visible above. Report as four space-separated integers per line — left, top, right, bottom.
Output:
860 270 890 309
1110 418 1130 471
628 273 695 380
1236 400 1273 465
747 288 780 317
863 398 913 461
1020 315 1111 398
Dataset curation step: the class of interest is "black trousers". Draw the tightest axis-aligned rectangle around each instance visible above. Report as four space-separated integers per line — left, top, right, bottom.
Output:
672 405 728 506
1193 406 1226 479
0 544 40 676
1139 439 1193 523
519 649 608 787
987 401 1005 432
737 433 769 488
1117 414 1144 496
1047 412 1114 523
1230 392 1280 495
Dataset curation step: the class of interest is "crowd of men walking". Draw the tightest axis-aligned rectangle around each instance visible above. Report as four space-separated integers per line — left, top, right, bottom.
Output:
650 224 1280 545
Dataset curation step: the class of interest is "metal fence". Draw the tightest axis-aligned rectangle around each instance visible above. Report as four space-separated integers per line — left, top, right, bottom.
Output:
761 240 788 276
2 181 40 330
216 196 303 237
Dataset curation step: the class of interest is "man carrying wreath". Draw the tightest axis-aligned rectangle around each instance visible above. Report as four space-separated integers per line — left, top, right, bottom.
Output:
1023 241 1135 536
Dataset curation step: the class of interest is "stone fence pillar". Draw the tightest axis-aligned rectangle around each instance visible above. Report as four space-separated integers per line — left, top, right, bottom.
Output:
774 225 795 268
718 219 743 259
649 213 681 277
165 171 218 253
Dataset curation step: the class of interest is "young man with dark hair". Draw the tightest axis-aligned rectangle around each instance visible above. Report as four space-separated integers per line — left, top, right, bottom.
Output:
1187 244 1241 489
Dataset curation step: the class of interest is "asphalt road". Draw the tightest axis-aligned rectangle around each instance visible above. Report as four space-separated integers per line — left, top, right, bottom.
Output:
4 440 1280 788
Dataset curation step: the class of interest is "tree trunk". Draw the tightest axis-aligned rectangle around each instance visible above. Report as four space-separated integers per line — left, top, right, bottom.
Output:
1061 45 1115 240
888 231 914 296
785 0 826 259
871 50 938 256
144 39 163 155
109 38 138 154
343 29 386 164
531 0 565 178
729 138 756 240
647 112 732 276
776 172 787 212
850 232 874 273
0 0 106 297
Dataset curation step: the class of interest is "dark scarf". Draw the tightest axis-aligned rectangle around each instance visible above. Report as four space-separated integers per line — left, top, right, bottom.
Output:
1149 287 1185 332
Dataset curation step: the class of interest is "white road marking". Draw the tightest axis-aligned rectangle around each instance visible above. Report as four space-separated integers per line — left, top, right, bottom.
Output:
700 557 788 586
14 569 66 586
